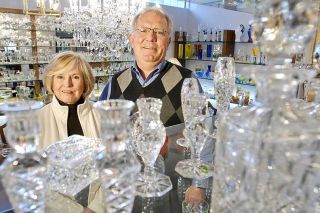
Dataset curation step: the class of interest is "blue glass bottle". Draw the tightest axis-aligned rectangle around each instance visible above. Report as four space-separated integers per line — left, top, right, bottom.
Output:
207 44 212 58
248 25 253 42
198 47 203 60
205 65 212 79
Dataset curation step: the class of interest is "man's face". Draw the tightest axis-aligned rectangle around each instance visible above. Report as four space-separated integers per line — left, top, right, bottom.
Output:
129 11 171 66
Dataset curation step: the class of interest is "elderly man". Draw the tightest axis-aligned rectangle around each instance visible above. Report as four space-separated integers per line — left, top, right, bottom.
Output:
99 6 210 208
99 7 192 127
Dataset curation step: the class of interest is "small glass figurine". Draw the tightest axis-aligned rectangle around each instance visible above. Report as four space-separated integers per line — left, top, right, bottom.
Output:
247 24 252 42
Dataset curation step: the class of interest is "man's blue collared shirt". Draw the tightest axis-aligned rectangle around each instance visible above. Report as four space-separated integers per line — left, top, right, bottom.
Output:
99 60 168 100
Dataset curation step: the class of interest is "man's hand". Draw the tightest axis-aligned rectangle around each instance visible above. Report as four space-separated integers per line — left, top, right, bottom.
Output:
184 186 206 205
82 208 95 213
160 136 169 158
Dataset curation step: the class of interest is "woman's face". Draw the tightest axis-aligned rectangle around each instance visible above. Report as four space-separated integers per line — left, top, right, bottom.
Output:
52 68 84 104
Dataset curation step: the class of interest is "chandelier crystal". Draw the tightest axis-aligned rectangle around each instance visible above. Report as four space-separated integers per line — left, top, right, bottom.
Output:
59 0 146 59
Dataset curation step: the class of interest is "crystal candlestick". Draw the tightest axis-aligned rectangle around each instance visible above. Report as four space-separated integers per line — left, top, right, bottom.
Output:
0 101 47 213
94 100 141 213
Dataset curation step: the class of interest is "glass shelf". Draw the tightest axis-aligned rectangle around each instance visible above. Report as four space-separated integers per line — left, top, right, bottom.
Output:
180 58 266 66
0 60 134 66
1 27 57 33
0 77 120 83
0 62 37 65
198 76 256 87
88 60 134 63
0 79 41 83
174 41 253 44
0 45 54 48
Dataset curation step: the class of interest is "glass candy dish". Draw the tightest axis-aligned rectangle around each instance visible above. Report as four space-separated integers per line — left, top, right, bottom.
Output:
45 135 103 198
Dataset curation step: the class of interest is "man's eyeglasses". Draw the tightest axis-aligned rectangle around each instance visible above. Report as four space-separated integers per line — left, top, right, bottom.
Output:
135 27 168 37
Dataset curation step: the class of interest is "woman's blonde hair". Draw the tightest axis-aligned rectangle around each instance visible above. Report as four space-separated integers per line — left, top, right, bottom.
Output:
44 51 94 98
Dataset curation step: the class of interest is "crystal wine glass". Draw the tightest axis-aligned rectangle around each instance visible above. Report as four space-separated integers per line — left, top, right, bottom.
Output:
175 115 214 180
133 97 172 197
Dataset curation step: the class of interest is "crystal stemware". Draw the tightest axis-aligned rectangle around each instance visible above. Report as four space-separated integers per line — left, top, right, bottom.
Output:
175 115 214 180
179 78 206 148
93 99 141 212
176 129 191 148
133 97 172 197
211 0 320 212
0 100 47 213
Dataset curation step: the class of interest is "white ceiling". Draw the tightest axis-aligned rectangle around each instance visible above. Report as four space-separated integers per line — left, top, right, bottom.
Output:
185 0 258 13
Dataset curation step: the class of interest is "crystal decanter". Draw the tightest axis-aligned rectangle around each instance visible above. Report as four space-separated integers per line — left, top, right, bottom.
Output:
0 101 47 213
93 100 141 213
211 0 320 212
132 97 172 197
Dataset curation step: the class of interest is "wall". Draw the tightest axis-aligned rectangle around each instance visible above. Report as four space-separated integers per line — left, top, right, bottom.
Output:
161 3 254 59
187 3 253 32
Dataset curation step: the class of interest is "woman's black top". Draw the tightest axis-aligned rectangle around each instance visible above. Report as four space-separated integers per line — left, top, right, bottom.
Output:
57 97 84 136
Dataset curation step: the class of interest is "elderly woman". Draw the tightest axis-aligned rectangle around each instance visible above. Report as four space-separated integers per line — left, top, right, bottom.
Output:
39 51 100 147
39 51 104 213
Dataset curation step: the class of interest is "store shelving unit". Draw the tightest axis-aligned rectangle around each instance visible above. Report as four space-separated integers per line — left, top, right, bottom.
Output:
174 31 267 66
0 7 134 98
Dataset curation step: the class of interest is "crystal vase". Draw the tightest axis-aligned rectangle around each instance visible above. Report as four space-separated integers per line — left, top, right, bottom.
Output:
0 101 47 213
213 57 235 113
212 57 235 138
178 78 204 148
93 100 141 212
132 97 172 197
